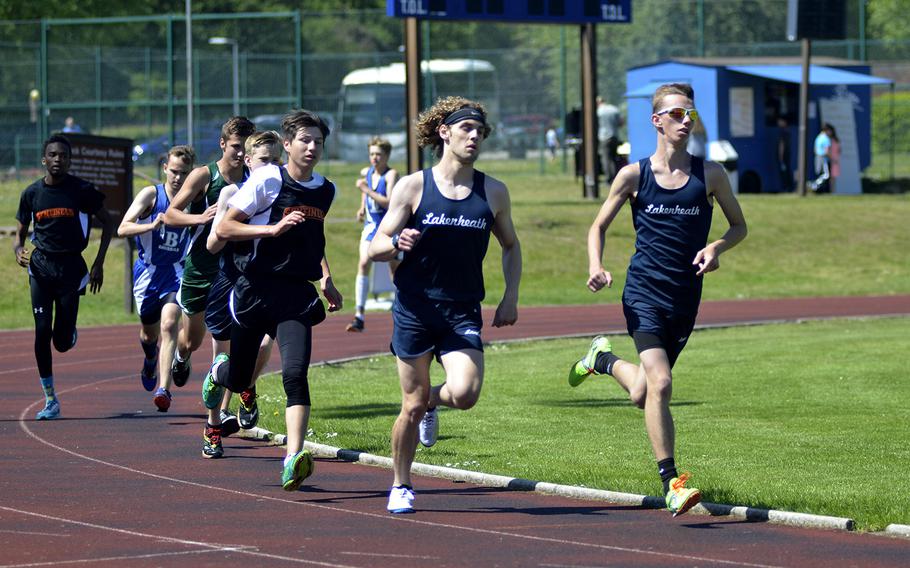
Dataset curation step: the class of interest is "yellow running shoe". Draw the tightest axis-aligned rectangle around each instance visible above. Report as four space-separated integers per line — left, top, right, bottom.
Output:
567 336 612 387
665 473 702 517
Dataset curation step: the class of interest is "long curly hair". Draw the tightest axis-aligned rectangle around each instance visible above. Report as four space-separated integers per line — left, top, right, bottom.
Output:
416 96 492 158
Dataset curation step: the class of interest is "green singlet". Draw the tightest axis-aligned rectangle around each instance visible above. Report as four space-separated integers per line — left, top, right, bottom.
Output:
182 161 249 281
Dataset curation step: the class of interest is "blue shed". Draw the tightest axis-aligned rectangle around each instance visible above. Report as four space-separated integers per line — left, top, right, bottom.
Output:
624 57 891 194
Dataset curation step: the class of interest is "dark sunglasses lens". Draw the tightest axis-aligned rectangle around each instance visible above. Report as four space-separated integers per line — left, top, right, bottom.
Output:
668 108 686 120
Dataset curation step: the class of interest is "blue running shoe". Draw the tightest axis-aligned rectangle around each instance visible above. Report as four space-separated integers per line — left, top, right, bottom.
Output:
36 399 60 420
202 353 228 410
141 357 157 392
153 387 171 412
281 450 314 491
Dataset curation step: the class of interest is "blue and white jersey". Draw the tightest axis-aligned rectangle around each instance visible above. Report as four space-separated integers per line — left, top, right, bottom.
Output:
135 184 189 267
361 166 390 242
132 185 188 308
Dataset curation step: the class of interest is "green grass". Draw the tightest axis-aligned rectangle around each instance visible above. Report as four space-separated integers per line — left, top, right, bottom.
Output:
246 316 910 532
1 159 909 328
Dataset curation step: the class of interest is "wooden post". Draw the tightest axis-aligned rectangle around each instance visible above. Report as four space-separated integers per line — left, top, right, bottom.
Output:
797 38 811 196
580 23 598 199
404 17 423 174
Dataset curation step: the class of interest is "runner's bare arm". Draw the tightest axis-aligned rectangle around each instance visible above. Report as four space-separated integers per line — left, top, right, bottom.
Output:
487 177 521 327
320 256 343 312
89 206 115 294
162 165 216 227
368 171 422 261
206 184 239 253
216 205 305 241
693 161 748 276
13 220 29 267
117 186 159 237
587 162 639 292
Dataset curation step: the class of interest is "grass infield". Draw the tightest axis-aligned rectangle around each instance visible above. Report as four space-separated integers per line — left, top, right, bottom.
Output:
247 316 910 533
1 160 909 328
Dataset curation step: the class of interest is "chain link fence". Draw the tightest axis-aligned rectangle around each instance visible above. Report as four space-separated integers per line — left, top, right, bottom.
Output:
1 5 908 177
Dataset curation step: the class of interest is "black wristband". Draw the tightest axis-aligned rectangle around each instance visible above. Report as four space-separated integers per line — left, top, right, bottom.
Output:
391 233 400 250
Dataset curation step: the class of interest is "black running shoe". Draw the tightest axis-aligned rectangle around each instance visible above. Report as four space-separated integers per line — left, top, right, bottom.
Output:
202 425 223 458
238 387 259 429
219 410 241 437
172 353 191 387
345 317 364 332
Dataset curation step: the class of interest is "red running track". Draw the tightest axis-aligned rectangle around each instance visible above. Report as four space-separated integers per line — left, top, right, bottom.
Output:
2 295 909 567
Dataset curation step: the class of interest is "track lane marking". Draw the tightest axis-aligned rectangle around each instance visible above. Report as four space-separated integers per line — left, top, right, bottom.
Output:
14 374 788 568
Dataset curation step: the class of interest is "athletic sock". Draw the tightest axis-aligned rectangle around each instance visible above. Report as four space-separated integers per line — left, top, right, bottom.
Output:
658 458 678 494
39 376 56 402
355 275 370 314
593 352 620 376
140 339 158 361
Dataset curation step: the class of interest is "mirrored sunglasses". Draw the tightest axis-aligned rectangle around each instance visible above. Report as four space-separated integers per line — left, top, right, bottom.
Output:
656 107 699 122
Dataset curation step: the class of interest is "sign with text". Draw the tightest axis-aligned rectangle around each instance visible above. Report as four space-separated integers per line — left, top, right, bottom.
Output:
63 133 133 224
387 0 631 24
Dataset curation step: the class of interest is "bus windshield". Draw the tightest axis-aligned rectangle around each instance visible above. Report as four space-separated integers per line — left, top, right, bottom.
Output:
340 84 407 133
337 59 498 161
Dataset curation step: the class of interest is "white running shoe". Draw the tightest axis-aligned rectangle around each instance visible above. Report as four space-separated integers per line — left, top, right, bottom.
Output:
387 486 415 514
418 407 438 447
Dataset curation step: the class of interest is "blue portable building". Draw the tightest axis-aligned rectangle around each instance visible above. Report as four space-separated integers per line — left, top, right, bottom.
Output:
624 58 891 193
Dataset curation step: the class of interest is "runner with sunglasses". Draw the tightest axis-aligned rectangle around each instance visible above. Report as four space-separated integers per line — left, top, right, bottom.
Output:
567 83 747 517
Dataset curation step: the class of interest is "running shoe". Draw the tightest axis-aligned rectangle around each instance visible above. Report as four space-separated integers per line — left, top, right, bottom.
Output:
202 425 223 459
172 352 191 387
418 407 438 447
70 329 78 350
35 399 60 420
386 485 415 514
153 387 172 412
665 473 702 518
238 387 259 429
141 357 157 392
567 335 612 387
345 316 364 332
281 450 314 492
201 353 228 410
219 409 241 438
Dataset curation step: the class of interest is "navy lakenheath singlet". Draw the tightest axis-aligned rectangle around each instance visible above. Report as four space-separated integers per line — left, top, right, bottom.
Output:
394 168 494 303
622 157 713 315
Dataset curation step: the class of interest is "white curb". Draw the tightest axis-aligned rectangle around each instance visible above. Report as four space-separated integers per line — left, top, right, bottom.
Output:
303 440 855 532
885 524 910 537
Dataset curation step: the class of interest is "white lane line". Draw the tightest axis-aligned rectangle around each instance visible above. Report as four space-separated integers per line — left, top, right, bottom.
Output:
0 355 136 376
0 529 71 538
15 372 789 568
0 547 240 568
0 507 356 568
338 552 437 560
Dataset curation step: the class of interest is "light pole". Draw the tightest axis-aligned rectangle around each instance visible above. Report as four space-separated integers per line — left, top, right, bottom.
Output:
208 36 239 116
